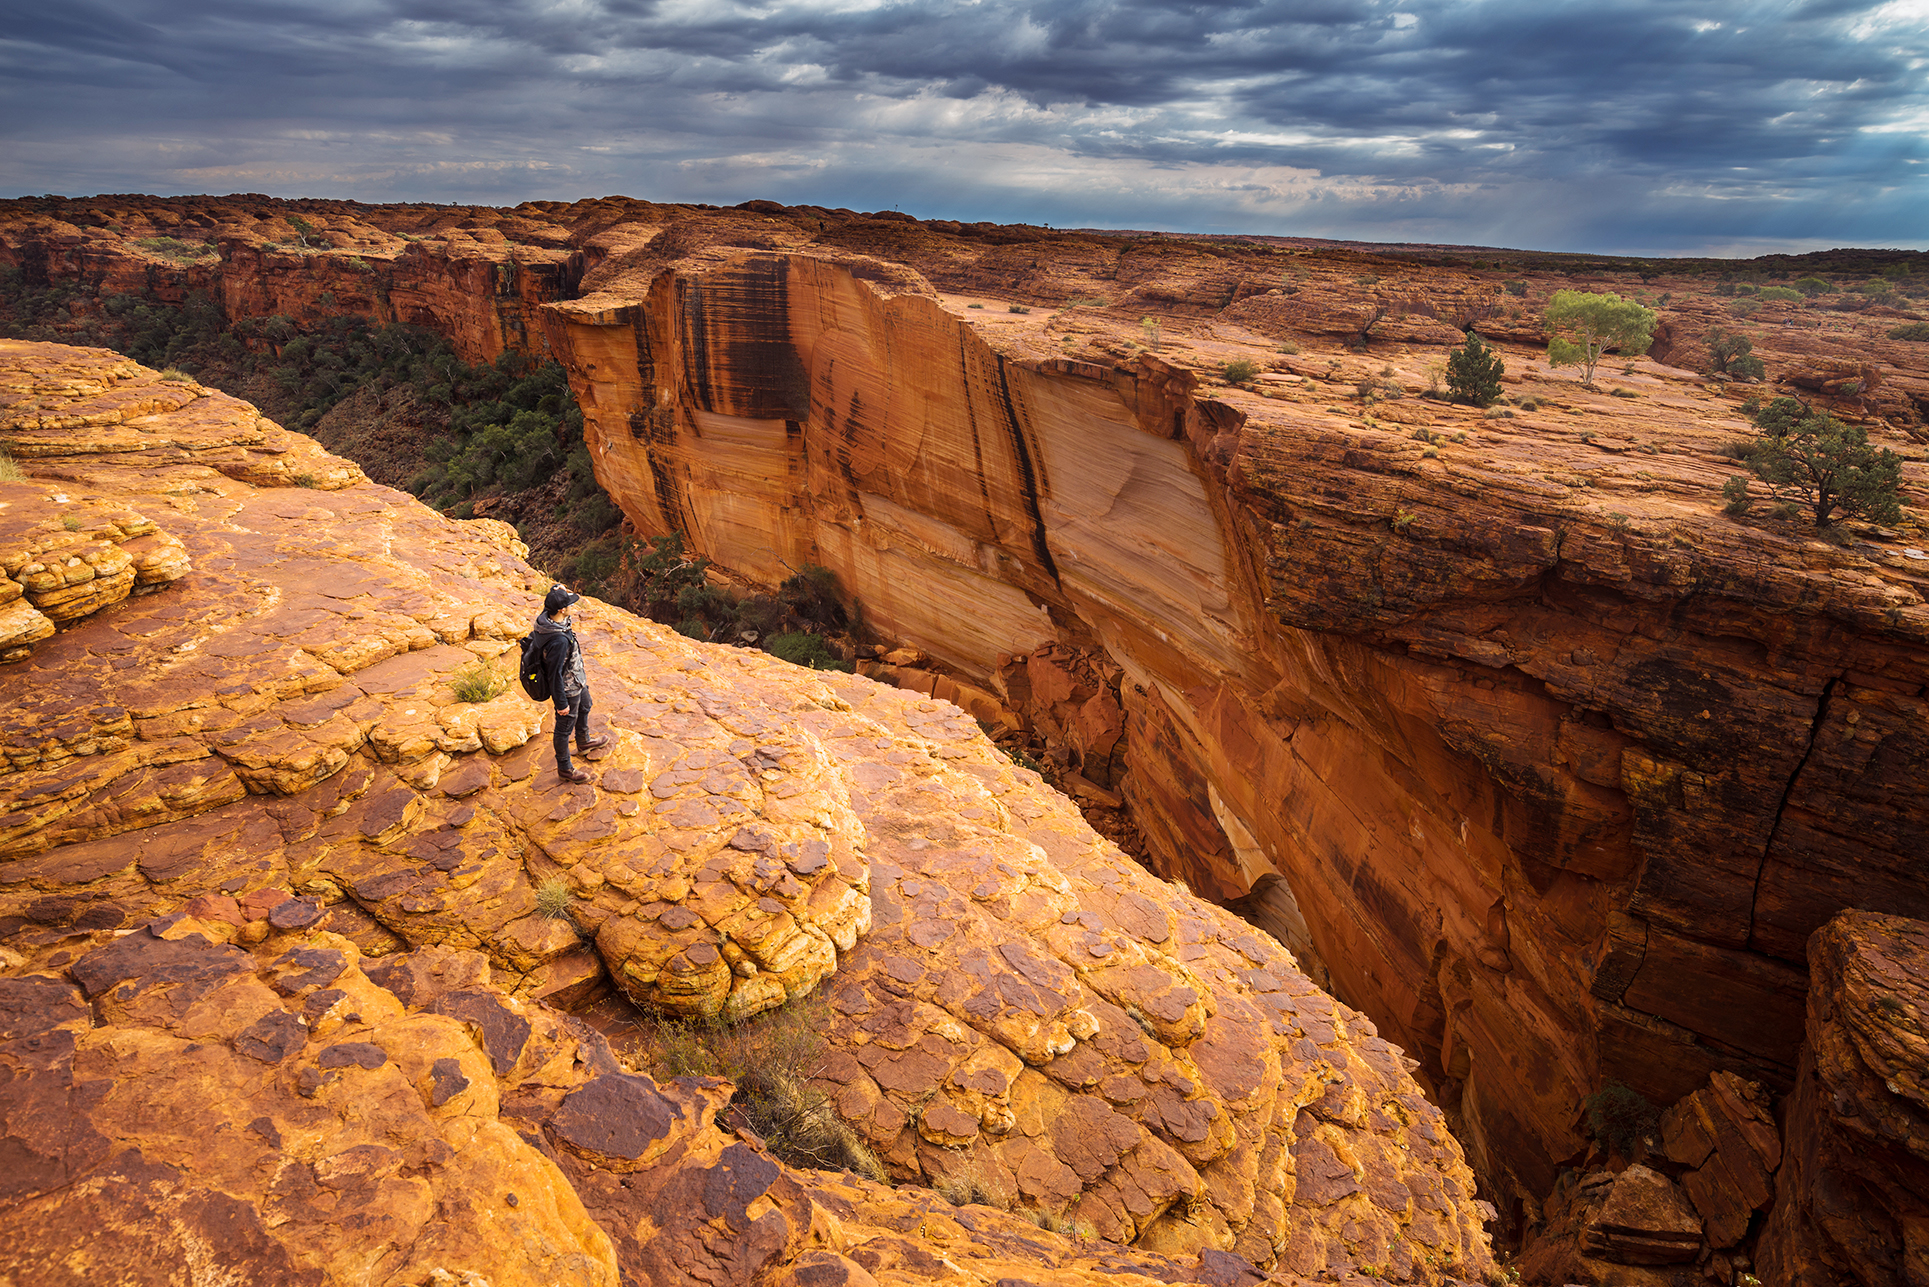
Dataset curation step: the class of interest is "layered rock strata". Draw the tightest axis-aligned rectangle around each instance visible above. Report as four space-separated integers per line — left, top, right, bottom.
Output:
1520 1165 1708 1285
0 340 1496 1283
1509 1066 1787 1280
0 195 587 364
536 221 1929 1215
0 352 290 658
6 194 1926 426
0 486 190 660
8 195 1928 1217
1759 911 1929 1287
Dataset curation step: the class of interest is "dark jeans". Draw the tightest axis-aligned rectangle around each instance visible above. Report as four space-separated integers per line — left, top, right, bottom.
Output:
553 689 593 772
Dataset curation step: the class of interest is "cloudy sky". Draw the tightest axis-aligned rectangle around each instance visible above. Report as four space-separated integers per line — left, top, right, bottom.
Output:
2 0 1925 254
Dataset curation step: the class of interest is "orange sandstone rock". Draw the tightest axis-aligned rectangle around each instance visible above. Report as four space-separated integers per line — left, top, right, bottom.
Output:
0 349 203 657
529 218 1929 1215
0 926 620 1287
2 912 1491 1287
15 196 1924 1227
1759 911 1929 1287
0 196 589 365
1658 1070 1781 1249
0 340 1496 1283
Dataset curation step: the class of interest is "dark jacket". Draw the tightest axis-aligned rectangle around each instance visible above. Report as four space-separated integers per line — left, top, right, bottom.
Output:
531 612 587 705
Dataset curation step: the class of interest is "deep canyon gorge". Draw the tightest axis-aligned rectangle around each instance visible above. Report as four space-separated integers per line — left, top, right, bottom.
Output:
3 193 1927 1285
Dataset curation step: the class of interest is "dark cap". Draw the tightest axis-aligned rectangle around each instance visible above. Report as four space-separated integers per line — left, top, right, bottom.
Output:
543 585 581 615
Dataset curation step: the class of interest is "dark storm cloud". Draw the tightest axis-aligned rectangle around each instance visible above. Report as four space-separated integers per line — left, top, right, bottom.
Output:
1 0 1923 252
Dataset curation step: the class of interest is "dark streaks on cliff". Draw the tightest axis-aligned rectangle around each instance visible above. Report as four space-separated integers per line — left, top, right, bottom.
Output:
629 305 660 401
992 356 1061 587
955 330 1002 552
837 387 872 487
681 278 715 416
679 257 810 422
626 304 689 534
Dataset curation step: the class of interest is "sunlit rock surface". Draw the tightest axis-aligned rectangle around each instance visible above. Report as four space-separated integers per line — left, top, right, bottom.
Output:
534 214 1929 1211
7 194 1928 1217
0 339 1496 1285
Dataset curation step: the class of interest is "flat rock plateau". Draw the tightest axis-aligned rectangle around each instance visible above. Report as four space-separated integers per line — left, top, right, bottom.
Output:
4 194 1928 1285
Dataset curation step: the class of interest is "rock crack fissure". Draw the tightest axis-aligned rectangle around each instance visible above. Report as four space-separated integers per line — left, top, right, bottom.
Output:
1751 673 1842 947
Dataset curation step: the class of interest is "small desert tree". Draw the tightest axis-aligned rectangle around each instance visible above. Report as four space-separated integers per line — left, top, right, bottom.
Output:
1545 290 1656 387
1752 395 1808 438
1706 328 1764 380
1728 399 1903 528
1445 332 1504 406
631 531 713 625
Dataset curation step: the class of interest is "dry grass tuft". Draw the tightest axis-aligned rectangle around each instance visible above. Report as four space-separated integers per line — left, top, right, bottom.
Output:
932 1166 1005 1210
624 992 886 1182
450 659 509 703
1022 1207 1098 1241
534 878 574 919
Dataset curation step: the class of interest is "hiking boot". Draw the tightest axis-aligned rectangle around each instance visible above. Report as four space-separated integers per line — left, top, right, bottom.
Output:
559 767 590 784
578 734 611 754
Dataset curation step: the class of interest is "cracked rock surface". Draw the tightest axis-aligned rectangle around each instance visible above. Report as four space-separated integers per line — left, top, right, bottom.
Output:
0 339 1495 1284
9 200 1929 1221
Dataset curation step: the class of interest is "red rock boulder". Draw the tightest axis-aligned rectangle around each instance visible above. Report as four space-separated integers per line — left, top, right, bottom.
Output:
1759 910 1929 1287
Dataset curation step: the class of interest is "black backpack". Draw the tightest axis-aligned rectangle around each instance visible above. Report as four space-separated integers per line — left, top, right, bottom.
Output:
517 633 553 702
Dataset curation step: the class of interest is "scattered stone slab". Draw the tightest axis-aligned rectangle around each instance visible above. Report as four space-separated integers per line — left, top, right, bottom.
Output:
1580 1164 1704 1265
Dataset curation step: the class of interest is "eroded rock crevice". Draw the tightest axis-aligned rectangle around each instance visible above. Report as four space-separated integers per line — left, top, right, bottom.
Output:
539 239 1929 1219
7 196 1929 1280
0 337 1499 1285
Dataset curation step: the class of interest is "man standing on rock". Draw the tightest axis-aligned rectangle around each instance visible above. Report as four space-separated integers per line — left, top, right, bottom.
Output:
533 585 607 783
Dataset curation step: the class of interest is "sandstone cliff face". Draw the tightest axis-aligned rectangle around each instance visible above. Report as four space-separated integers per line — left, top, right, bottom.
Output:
9 195 1929 1225
0 340 1495 1285
1760 911 1929 1286
0 195 594 363
536 223 1929 1215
